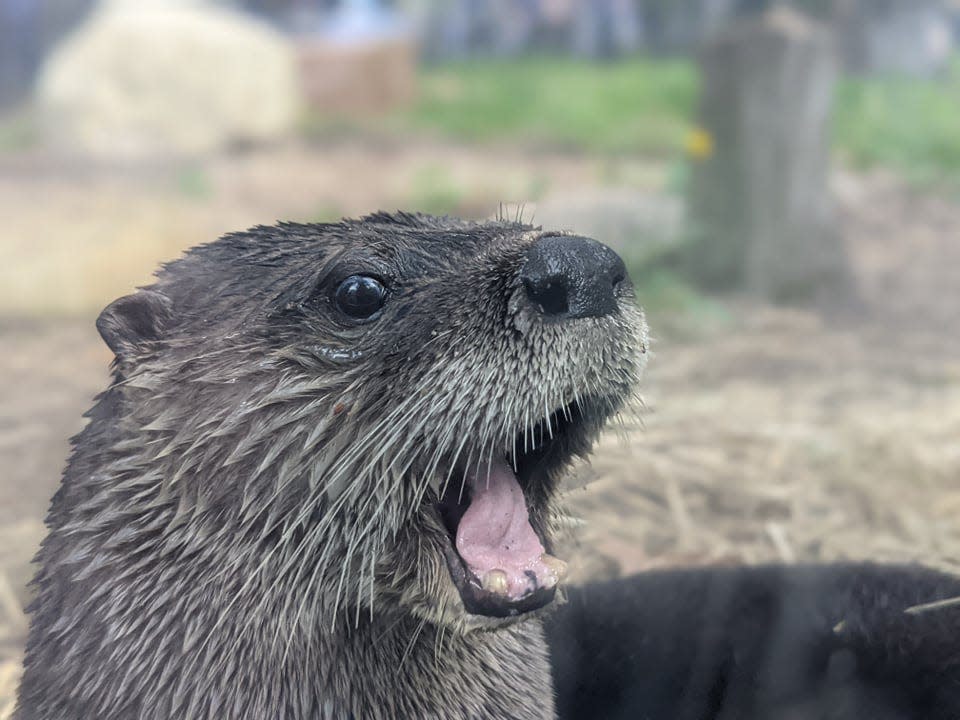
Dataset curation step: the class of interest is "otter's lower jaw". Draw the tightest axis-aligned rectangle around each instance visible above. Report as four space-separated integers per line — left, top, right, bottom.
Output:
441 538 560 618
433 402 586 618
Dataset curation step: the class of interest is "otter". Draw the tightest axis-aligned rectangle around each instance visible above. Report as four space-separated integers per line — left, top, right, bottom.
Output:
16 213 646 719
15 213 960 719
547 563 960 719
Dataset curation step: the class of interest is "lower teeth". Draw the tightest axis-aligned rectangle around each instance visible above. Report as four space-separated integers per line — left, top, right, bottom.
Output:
478 555 569 598
481 569 509 595
539 553 568 586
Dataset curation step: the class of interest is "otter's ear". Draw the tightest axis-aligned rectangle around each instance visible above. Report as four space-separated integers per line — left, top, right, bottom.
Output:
96 290 173 358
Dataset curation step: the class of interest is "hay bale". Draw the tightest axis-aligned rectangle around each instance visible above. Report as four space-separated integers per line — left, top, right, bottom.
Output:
298 37 417 115
36 0 300 160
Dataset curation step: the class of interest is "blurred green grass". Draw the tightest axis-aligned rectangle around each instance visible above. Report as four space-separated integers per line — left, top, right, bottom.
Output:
403 57 697 156
401 56 960 188
835 60 960 188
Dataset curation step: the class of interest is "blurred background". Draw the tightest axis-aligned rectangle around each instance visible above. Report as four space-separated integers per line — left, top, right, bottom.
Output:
1 0 959 712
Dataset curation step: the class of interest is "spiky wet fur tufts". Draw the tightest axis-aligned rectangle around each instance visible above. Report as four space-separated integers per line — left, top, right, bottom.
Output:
16 213 647 719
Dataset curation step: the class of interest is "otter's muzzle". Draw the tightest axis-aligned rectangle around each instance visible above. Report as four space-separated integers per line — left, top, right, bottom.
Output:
520 235 627 320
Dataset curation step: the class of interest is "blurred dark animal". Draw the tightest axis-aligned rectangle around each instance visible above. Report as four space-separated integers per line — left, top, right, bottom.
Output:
548 563 960 720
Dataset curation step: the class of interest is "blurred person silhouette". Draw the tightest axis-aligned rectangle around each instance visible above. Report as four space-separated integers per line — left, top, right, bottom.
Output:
573 0 640 58
0 0 42 107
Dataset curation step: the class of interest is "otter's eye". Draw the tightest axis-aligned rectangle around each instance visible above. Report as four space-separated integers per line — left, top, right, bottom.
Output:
334 275 386 319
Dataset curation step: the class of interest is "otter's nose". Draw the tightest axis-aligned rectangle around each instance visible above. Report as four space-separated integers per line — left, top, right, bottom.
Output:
520 235 627 320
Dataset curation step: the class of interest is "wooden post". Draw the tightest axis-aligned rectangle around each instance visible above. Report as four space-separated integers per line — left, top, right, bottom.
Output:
687 6 851 302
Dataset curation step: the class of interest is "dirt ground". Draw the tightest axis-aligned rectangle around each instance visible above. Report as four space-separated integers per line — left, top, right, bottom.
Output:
1 145 958 716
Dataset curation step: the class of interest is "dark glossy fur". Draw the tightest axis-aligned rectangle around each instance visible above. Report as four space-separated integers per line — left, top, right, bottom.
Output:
17 212 958 719
547 563 960 720
15 214 645 719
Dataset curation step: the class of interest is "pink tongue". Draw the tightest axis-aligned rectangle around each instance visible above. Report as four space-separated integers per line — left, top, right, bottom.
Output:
455 457 550 600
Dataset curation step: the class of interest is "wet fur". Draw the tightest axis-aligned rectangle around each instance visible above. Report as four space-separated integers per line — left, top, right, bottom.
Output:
15 213 645 719
547 563 960 719
17 212 959 719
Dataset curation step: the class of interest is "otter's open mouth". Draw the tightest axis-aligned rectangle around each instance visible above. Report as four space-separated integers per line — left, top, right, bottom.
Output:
435 401 587 618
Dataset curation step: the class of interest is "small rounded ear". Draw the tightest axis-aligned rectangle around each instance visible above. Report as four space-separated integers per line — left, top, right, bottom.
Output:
96 290 173 358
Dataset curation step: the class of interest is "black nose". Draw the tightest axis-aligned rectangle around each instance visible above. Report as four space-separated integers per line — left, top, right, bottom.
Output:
520 235 627 320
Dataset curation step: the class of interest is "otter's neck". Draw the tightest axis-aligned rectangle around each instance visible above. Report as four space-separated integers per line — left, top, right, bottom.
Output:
320 614 555 719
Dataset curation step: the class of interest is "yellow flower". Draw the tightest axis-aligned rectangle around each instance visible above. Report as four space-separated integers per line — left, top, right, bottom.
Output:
685 127 715 160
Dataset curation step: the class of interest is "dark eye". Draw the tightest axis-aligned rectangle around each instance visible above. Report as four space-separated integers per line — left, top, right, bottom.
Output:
334 275 386 319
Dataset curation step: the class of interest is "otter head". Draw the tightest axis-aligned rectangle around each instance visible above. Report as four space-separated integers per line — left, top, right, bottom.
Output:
95 213 646 638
